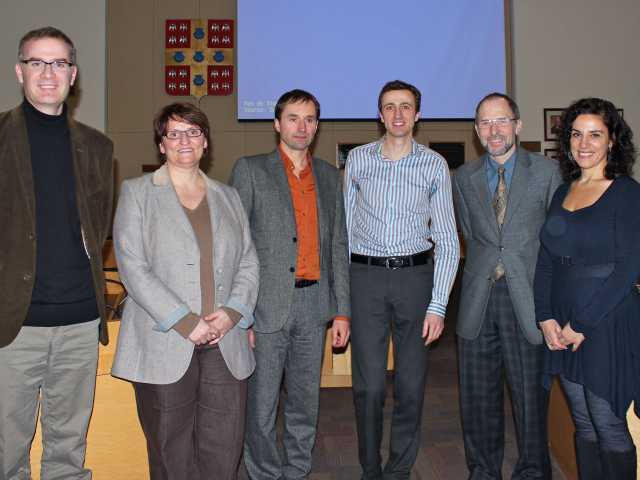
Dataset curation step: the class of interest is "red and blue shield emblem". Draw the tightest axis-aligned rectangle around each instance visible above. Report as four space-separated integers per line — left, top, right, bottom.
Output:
165 19 234 98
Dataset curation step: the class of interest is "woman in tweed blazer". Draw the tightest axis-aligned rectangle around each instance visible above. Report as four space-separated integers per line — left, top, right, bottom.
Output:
111 103 259 480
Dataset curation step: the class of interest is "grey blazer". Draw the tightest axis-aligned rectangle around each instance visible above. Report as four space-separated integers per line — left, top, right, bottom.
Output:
229 150 350 333
111 165 259 384
452 148 561 344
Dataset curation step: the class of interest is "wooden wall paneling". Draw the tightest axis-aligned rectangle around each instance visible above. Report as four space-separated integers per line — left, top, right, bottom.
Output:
110 132 158 183
209 130 246 181
107 0 155 133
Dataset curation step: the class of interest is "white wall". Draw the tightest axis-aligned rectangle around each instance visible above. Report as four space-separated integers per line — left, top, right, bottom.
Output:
512 0 640 156
0 0 106 131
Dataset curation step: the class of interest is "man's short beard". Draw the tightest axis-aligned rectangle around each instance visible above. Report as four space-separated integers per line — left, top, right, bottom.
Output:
484 135 514 157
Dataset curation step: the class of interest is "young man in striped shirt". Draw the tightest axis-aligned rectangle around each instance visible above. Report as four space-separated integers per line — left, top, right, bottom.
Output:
344 80 460 479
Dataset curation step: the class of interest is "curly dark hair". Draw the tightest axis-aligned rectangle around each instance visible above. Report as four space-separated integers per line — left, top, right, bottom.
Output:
558 97 635 181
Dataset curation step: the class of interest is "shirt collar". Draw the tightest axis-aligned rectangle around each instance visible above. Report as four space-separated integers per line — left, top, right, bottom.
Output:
152 163 209 186
375 137 420 161
486 148 517 174
278 145 312 175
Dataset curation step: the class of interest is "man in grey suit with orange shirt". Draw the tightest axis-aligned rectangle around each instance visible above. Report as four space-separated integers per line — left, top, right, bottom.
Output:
230 89 350 480
452 92 561 479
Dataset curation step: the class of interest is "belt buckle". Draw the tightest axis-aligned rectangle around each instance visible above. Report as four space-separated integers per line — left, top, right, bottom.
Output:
560 256 572 266
385 257 402 269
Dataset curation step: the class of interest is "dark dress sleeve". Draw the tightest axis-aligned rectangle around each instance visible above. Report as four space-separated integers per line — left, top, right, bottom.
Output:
534 243 554 323
572 178 640 336
534 183 566 324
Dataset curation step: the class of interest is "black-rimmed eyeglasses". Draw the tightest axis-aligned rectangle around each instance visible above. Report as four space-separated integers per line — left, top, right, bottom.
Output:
20 58 74 73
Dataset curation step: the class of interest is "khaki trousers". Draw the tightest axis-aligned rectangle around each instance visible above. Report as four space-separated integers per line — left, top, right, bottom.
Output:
0 319 100 480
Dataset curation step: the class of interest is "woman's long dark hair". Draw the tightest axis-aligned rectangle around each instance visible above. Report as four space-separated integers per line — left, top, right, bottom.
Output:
557 97 635 182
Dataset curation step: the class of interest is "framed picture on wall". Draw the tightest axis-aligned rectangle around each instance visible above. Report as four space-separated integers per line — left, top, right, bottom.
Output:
544 108 564 141
544 148 559 161
544 107 624 142
336 143 363 170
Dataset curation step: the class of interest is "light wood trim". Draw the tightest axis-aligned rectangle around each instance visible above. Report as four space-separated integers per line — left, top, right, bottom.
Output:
320 327 394 388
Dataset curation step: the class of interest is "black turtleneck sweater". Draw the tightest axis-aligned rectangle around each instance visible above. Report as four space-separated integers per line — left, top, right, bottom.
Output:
22 100 99 327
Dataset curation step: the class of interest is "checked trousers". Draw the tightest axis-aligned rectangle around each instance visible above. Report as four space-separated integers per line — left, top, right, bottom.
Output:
458 278 551 480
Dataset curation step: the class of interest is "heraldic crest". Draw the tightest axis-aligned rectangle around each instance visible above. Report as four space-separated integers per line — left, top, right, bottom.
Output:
165 19 234 99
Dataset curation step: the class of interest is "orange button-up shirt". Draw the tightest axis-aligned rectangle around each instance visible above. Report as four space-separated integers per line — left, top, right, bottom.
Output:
280 146 320 280
280 147 349 323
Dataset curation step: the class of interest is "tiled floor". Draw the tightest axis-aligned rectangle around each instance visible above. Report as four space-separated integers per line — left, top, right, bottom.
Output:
239 290 567 479
307 332 565 479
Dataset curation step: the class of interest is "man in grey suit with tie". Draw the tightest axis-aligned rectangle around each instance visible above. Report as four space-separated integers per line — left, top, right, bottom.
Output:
452 93 562 479
230 89 350 480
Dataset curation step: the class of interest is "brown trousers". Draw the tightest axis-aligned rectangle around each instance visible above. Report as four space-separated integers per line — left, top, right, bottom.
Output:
133 346 247 480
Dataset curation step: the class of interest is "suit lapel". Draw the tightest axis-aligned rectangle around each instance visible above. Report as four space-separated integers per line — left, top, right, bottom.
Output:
152 165 197 242
205 179 222 239
469 154 500 235
311 157 329 250
69 121 91 224
10 108 36 220
268 150 295 221
68 122 99 255
503 148 531 228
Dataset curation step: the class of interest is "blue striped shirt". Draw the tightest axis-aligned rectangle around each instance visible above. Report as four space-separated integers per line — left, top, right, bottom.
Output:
344 139 460 317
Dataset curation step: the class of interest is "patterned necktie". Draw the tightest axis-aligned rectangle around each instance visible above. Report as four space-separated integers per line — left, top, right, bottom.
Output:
493 166 507 227
492 166 506 280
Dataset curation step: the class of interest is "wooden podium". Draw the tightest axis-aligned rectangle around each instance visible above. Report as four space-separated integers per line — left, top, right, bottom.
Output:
320 327 394 388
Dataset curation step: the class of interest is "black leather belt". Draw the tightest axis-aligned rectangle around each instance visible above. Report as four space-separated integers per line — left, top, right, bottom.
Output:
294 279 318 288
350 250 433 269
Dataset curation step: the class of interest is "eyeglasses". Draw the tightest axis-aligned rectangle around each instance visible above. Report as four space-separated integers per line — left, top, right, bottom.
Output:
20 58 74 73
164 129 203 140
476 117 516 129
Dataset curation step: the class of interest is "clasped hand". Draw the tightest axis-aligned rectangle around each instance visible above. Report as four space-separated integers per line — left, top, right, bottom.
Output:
539 319 585 352
188 309 235 346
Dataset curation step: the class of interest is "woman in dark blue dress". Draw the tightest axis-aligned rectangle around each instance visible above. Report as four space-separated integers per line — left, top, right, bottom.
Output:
534 97 639 479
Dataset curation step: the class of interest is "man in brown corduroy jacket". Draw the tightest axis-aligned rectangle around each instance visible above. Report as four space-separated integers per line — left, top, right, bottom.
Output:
0 26 113 479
